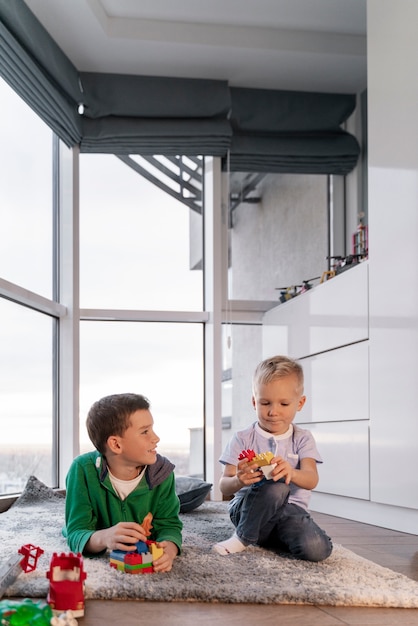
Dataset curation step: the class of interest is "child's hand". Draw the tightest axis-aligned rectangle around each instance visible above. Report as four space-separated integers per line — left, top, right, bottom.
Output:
102 521 149 551
152 540 178 572
271 456 293 484
236 458 263 485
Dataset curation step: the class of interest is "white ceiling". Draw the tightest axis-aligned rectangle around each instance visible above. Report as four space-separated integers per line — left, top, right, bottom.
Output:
25 0 367 94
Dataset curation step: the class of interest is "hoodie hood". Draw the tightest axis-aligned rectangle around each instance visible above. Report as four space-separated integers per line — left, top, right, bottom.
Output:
96 452 174 489
145 454 175 489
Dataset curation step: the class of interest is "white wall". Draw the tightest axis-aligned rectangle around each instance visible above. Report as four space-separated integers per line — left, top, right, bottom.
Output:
230 173 328 302
261 0 418 534
367 0 418 511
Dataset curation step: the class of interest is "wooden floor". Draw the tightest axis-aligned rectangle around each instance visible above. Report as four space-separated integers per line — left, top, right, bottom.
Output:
76 511 418 626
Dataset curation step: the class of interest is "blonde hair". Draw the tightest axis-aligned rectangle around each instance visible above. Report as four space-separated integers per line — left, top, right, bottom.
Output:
252 355 304 395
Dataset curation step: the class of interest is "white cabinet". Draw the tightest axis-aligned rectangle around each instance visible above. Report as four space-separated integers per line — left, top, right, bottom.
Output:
262 264 370 503
307 421 370 500
263 261 368 358
298 342 369 423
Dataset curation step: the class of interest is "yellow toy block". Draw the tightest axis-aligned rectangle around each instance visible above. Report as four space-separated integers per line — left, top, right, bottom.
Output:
253 451 274 466
150 543 164 561
254 451 276 479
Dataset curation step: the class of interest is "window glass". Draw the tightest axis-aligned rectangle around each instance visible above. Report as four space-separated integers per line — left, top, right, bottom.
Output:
0 299 54 494
80 321 204 477
0 78 53 298
221 323 263 453
79 154 203 311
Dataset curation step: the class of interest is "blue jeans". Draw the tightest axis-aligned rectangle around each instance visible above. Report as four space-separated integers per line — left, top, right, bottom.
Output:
229 480 333 562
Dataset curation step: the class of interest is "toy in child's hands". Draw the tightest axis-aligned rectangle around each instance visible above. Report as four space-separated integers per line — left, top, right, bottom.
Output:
238 449 256 462
238 449 277 480
109 512 164 574
141 511 153 536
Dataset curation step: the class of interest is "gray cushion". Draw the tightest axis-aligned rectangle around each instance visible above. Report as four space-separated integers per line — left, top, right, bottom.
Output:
175 476 212 513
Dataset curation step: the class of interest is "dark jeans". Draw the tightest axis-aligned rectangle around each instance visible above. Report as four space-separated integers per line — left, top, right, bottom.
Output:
229 480 333 562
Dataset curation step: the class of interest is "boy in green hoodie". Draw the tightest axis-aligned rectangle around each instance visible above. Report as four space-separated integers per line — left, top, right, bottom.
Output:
64 393 182 572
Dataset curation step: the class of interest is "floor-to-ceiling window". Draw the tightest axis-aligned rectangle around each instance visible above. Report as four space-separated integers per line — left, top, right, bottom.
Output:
79 153 205 477
0 75 207 497
0 77 56 493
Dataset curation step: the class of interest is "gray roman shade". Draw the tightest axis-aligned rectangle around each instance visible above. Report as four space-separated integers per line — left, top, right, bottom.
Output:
0 0 360 174
78 72 232 155
226 87 360 175
0 0 82 146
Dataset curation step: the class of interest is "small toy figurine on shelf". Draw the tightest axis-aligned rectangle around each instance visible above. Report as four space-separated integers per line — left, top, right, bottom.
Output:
275 276 320 303
0 544 44 599
46 552 87 618
109 512 164 575
352 212 368 260
238 449 277 480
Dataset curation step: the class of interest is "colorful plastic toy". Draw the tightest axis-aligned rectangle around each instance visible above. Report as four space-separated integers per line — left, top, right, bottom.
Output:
238 449 276 479
0 599 78 626
0 544 44 599
18 544 44 573
275 276 320 303
46 552 86 618
109 512 164 574
51 610 79 625
238 449 256 462
0 598 53 625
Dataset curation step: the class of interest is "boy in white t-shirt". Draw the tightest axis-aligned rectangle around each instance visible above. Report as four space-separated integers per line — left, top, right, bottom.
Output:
213 355 332 562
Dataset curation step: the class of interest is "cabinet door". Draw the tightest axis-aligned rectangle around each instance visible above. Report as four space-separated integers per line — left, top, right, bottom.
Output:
263 261 369 358
297 342 369 423
306 421 370 500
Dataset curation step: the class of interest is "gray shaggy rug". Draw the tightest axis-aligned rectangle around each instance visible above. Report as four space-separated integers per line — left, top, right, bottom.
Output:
2 476 418 607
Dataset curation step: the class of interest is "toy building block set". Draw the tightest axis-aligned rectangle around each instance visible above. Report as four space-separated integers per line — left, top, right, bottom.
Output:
110 540 164 574
0 512 163 621
109 512 164 574
238 449 277 479
46 552 87 618
0 533 163 621
0 543 85 624
0 599 78 626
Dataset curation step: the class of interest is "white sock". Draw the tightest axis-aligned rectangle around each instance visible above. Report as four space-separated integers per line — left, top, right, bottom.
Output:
212 533 247 555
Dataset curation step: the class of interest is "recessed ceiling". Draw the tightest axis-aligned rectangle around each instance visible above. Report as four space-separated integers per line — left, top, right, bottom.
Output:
24 0 367 93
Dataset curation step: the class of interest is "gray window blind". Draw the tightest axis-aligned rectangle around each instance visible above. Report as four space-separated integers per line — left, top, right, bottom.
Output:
0 0 360 174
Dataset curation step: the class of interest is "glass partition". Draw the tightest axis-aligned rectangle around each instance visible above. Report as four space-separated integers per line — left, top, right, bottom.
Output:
79 153 206 478
0 77 53 298
79 154 203 311
0 299 54 494
80 321 204 477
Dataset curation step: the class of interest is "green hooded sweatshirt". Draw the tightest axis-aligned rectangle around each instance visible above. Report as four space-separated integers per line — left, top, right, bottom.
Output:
63 450 182 557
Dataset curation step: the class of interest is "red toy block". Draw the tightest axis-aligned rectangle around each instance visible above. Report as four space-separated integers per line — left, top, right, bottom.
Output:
18 544 44 573
238 449 256 461
46 552 87 618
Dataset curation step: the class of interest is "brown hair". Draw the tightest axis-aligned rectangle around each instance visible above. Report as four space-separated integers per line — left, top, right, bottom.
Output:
86 393 150 454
